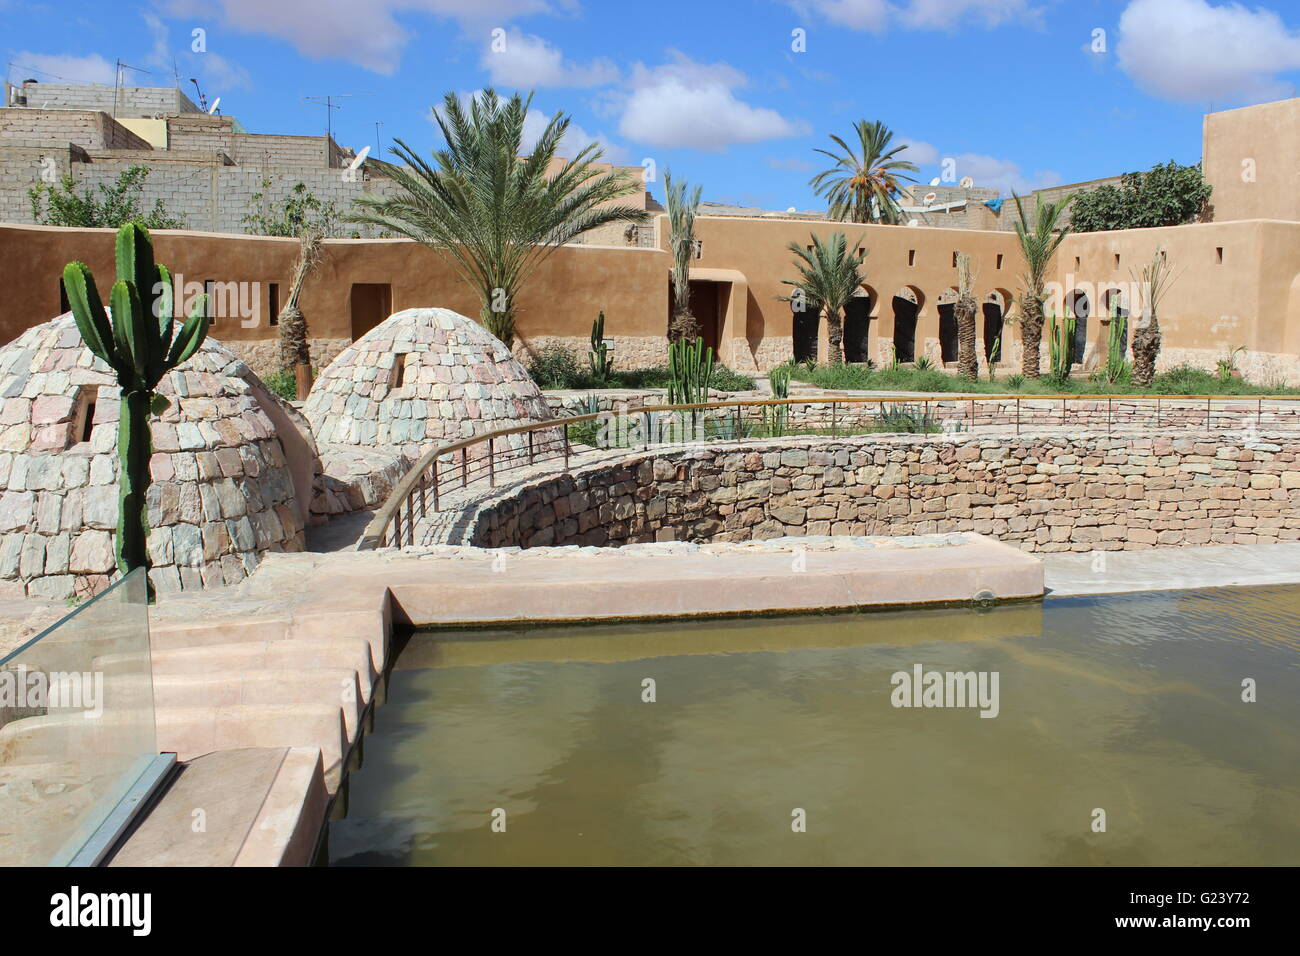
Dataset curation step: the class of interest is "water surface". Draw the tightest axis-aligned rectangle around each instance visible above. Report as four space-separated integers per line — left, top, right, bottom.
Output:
331 587 1300 866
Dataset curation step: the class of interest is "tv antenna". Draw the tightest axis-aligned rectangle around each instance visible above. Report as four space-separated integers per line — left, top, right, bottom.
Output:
374 120 384 158
112 59 150 117
302 93 374 145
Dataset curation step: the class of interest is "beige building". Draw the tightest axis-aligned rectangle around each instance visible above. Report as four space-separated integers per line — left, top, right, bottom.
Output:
3 97 1299 383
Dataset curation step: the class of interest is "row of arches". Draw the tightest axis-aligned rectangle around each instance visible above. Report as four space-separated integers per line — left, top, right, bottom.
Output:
793 286 1130 367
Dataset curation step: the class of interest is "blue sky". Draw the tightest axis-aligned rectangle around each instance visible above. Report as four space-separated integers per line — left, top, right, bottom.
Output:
6 0 1300 209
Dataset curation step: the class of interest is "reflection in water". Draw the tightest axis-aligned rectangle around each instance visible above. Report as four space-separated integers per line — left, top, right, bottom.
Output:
330 587 1300 866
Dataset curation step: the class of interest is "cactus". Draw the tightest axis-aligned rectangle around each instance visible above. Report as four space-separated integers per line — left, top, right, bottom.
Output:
588 311 613 384
1046 304 1076 385
667 336 713 406
63 222 209 594
767 364 792 436
1105 299 1129 384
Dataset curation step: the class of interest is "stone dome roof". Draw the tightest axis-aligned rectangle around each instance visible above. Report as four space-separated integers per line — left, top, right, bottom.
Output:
303 307 552 462
0 314 317 600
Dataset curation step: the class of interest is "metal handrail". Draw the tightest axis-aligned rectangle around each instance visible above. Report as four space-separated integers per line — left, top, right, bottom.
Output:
356 392 1300 550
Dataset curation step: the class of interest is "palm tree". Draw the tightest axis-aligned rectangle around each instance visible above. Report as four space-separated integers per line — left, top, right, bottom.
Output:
1130 250 1179 387
664 171 702 343
809 121 919 224
348 89 647 347
1010 192 1073 377
954 252 979 380
779 233 866 365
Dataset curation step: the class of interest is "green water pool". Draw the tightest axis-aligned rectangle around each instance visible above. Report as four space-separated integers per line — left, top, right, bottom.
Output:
329 586 1300 866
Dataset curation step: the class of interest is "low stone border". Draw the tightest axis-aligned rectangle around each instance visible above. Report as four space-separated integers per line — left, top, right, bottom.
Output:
432 430 1300 553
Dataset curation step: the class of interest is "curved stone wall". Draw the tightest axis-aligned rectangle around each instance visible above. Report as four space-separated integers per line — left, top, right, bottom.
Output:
463 433 1300 552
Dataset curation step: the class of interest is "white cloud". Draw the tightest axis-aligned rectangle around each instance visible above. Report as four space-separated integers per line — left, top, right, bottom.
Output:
767 156 818 172
897 136 939 165
428 91 630 163
1116 0 1300 104
617 53 807 151
8 51 116 84
481 30 618 89
794 0 1039 32
144 11 253 93
157 0 558 74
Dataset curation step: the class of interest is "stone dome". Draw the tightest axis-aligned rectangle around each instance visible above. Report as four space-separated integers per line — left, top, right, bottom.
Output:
303 307 552 463
0 314 318 600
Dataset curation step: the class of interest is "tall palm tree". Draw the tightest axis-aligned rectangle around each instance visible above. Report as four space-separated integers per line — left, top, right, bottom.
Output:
348 89 647 347
809 120 919 224
1130 250 1179 387
779 233 866 365
1010 192 1073 377
954 252 979 380
664 170 702 343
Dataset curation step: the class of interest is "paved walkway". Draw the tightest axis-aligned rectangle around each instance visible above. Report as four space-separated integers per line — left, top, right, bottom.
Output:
1042 541 1300 596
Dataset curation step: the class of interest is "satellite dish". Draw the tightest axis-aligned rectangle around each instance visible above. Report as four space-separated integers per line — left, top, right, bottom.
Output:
348 145 371 170
923 192 937 205
959 176 974 188
907 219 920 227
208 97 221 114
929 177 941 187
786 206 797 213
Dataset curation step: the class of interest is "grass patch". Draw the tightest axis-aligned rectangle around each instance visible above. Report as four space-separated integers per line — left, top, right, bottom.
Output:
786 361 1300 396
527 343 755 392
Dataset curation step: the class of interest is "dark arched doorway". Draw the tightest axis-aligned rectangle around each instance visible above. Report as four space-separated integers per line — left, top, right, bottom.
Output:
983 290 1008 364
792 300 819 362
1067 289 1090 365
891 289 920 363
937 288 959 364
844 291 873 363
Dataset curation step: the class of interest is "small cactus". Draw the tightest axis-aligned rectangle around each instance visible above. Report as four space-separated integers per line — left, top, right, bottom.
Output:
667 336 713 407
588 311 613 384
63 222 209 593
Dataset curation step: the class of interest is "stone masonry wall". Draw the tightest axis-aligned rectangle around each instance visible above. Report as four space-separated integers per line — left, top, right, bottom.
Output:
465 433 1300 553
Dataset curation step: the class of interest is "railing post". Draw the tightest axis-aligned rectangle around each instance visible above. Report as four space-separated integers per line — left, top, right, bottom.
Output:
1107 398 1112 436
1156 397 1161 428
969 398 974 429
461 447 468 488
431 457 440 511
528 429 534 465
643 411 651 450
418 471 426 518
1207 397 1211 430
1015 398 1020 435
405 493 414 546
1257 398 1262 433
564 421 571 470
393 507 401 548
832 401 838 435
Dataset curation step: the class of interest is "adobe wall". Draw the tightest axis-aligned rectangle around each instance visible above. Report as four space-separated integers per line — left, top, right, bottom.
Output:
465 433 1300 553
1203 97 1300 224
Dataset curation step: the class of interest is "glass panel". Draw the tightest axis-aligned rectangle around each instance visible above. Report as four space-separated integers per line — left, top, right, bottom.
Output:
0 568 155 866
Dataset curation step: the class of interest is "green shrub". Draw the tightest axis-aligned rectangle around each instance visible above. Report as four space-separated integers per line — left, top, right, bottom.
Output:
1005 374 1025 391
528 344 586 389
263 369 299 402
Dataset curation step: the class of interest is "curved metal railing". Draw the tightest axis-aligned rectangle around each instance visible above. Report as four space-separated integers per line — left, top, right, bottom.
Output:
356 392 1300 550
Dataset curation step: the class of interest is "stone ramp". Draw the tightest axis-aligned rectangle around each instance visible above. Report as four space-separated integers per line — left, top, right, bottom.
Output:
107 747 327 867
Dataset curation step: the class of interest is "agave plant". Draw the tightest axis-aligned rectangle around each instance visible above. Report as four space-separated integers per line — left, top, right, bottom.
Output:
779 232 867 365
348 89 647 347
63 223 209 591
809 120 919 224
1010 191 1073 377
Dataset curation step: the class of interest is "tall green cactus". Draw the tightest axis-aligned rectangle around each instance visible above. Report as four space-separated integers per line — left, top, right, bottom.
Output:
1046 305 1076 385
63 222 210 592
667 336 713 406
588 311 613 384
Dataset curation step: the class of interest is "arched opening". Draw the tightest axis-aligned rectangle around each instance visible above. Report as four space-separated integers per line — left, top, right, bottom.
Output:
1101 287 1129 358
792 299 819 362
1067 289 1090 365
891 287 923 363
843 288 874 363
983 290 1009 364
936 287 959 364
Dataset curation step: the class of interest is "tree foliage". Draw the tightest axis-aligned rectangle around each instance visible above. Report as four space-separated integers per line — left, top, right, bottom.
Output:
241 179 340 237
1070 161 1211 232
779 232 867 365
29 165 184 230
347 88 647 347
809 120 918 224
